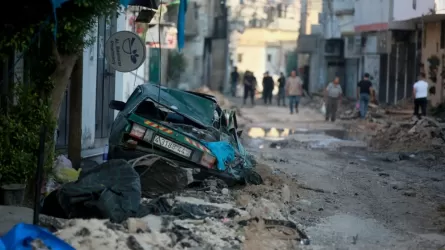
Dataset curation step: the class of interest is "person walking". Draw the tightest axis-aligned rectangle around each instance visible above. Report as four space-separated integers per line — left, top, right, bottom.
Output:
413 72 429 119
277 72 286 106
243 71 256 106
285 70 303 114
230 67 239 97
357 73 374 119
262 71 274 104
324 76 343 122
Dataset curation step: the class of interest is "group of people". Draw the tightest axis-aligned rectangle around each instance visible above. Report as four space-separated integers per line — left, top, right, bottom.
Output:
230 67 305 114
231 66 430 122
325 72 430 122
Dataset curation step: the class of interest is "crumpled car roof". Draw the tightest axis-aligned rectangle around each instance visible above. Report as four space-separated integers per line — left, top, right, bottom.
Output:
141 84 216 127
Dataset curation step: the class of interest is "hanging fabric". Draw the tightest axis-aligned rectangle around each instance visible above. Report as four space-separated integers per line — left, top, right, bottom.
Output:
50 0 69 40
177 0 187 51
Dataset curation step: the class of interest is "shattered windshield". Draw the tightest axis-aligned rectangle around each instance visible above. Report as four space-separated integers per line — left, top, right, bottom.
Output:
142 84 216 127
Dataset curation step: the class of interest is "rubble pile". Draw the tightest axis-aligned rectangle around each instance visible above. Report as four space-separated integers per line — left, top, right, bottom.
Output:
369 118 445 151
194 86 233 109
193 86 252 127
38 175 308 250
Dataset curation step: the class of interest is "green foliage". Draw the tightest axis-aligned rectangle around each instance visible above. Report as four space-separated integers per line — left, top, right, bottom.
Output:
0 0 121 56
167 51 187 82
0 86 56 184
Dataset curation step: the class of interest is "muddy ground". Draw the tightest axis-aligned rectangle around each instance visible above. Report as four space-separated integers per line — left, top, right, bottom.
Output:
235 98 445 249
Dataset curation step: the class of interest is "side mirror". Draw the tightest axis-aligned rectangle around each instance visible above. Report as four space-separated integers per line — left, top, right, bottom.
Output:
109 100 125 111
237 130 243 137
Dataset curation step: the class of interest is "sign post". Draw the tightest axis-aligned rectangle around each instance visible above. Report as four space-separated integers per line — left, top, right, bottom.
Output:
104 31 147 72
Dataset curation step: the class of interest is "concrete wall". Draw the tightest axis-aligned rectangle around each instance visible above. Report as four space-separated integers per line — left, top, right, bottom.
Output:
422 21 444 106
81 24 99 149
265 46 283 77
363 54 381 94
354 0 390 31
236 28 298 85
81 9 127 151
236 45 266 82
306 0 323 34
393 0 434 21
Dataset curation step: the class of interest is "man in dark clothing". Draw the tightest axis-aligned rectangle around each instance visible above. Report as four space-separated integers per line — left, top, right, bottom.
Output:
243 71 256 105
277 72 286 106
356 73 375 119
262 71 274 104
230 67 239 97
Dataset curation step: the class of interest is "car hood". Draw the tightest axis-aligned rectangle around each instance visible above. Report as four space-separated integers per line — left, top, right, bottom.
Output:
142 84 216 127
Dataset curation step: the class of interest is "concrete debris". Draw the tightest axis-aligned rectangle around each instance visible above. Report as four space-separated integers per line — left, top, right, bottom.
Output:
370 117 445 151
193 86 233 109
193 86 252 127
38 176 307 250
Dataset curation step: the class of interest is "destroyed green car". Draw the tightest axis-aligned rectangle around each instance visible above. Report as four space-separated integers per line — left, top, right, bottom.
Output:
108 83 256 184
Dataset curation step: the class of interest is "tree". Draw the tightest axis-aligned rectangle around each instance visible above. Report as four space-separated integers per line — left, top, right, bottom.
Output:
0 0 121 118
0 0 121 184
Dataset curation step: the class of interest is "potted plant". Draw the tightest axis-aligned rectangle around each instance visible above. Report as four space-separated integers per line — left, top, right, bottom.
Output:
0 86 55 206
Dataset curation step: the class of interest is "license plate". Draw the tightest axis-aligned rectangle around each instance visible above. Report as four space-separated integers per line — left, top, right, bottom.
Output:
153 135 192 158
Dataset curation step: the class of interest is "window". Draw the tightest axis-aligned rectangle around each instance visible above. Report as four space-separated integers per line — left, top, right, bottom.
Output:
441 20 445 49
237 53 243 63
267 54 272 62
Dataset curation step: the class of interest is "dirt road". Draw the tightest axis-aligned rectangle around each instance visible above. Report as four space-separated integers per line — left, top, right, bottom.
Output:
237 100 445 249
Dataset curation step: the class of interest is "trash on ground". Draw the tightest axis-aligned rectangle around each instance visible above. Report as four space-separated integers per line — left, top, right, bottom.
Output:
35 172 307 249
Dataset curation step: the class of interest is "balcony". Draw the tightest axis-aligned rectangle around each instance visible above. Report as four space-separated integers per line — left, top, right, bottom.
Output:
333 0 354 16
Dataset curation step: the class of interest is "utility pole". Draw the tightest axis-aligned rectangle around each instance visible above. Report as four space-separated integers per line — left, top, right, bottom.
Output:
68 55 83 169
223 0 231 94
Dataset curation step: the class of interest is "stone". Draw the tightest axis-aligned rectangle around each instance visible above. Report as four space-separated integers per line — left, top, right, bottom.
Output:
403 190 416 197
126 218 149 233
281 184 290 203
390 181 406 191
221 188 229 195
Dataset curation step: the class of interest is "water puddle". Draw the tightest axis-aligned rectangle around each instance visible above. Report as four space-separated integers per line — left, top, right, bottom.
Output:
247 127 350 140
245 127 366 150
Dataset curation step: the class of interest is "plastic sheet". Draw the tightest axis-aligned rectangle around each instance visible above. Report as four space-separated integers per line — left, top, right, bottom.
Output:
0 223 74 250
204 141 235 171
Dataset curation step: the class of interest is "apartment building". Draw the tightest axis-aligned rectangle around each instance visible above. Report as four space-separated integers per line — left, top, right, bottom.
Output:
298 0 445 105
228 0 301 92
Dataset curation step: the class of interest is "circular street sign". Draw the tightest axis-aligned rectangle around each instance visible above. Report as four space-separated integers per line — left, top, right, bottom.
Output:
105 31 146 72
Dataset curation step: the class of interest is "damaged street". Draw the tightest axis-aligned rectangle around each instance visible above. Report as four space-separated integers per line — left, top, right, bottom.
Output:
3 89 445 250
239 95 445 249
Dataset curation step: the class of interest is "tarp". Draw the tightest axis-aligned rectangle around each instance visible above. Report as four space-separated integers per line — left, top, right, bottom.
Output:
0 223 74 250
204 141 235 171
41 159 141 223
133 156 192 198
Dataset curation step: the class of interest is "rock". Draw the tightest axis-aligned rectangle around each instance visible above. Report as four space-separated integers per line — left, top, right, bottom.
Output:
424 154 436 161
126 218 149 233
378 172 390 177
390 181 406 190
281 185 291 203
384 154 401 162
221 188 229 195
403 190 416 197
297 199 312 207
246 198 286 220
